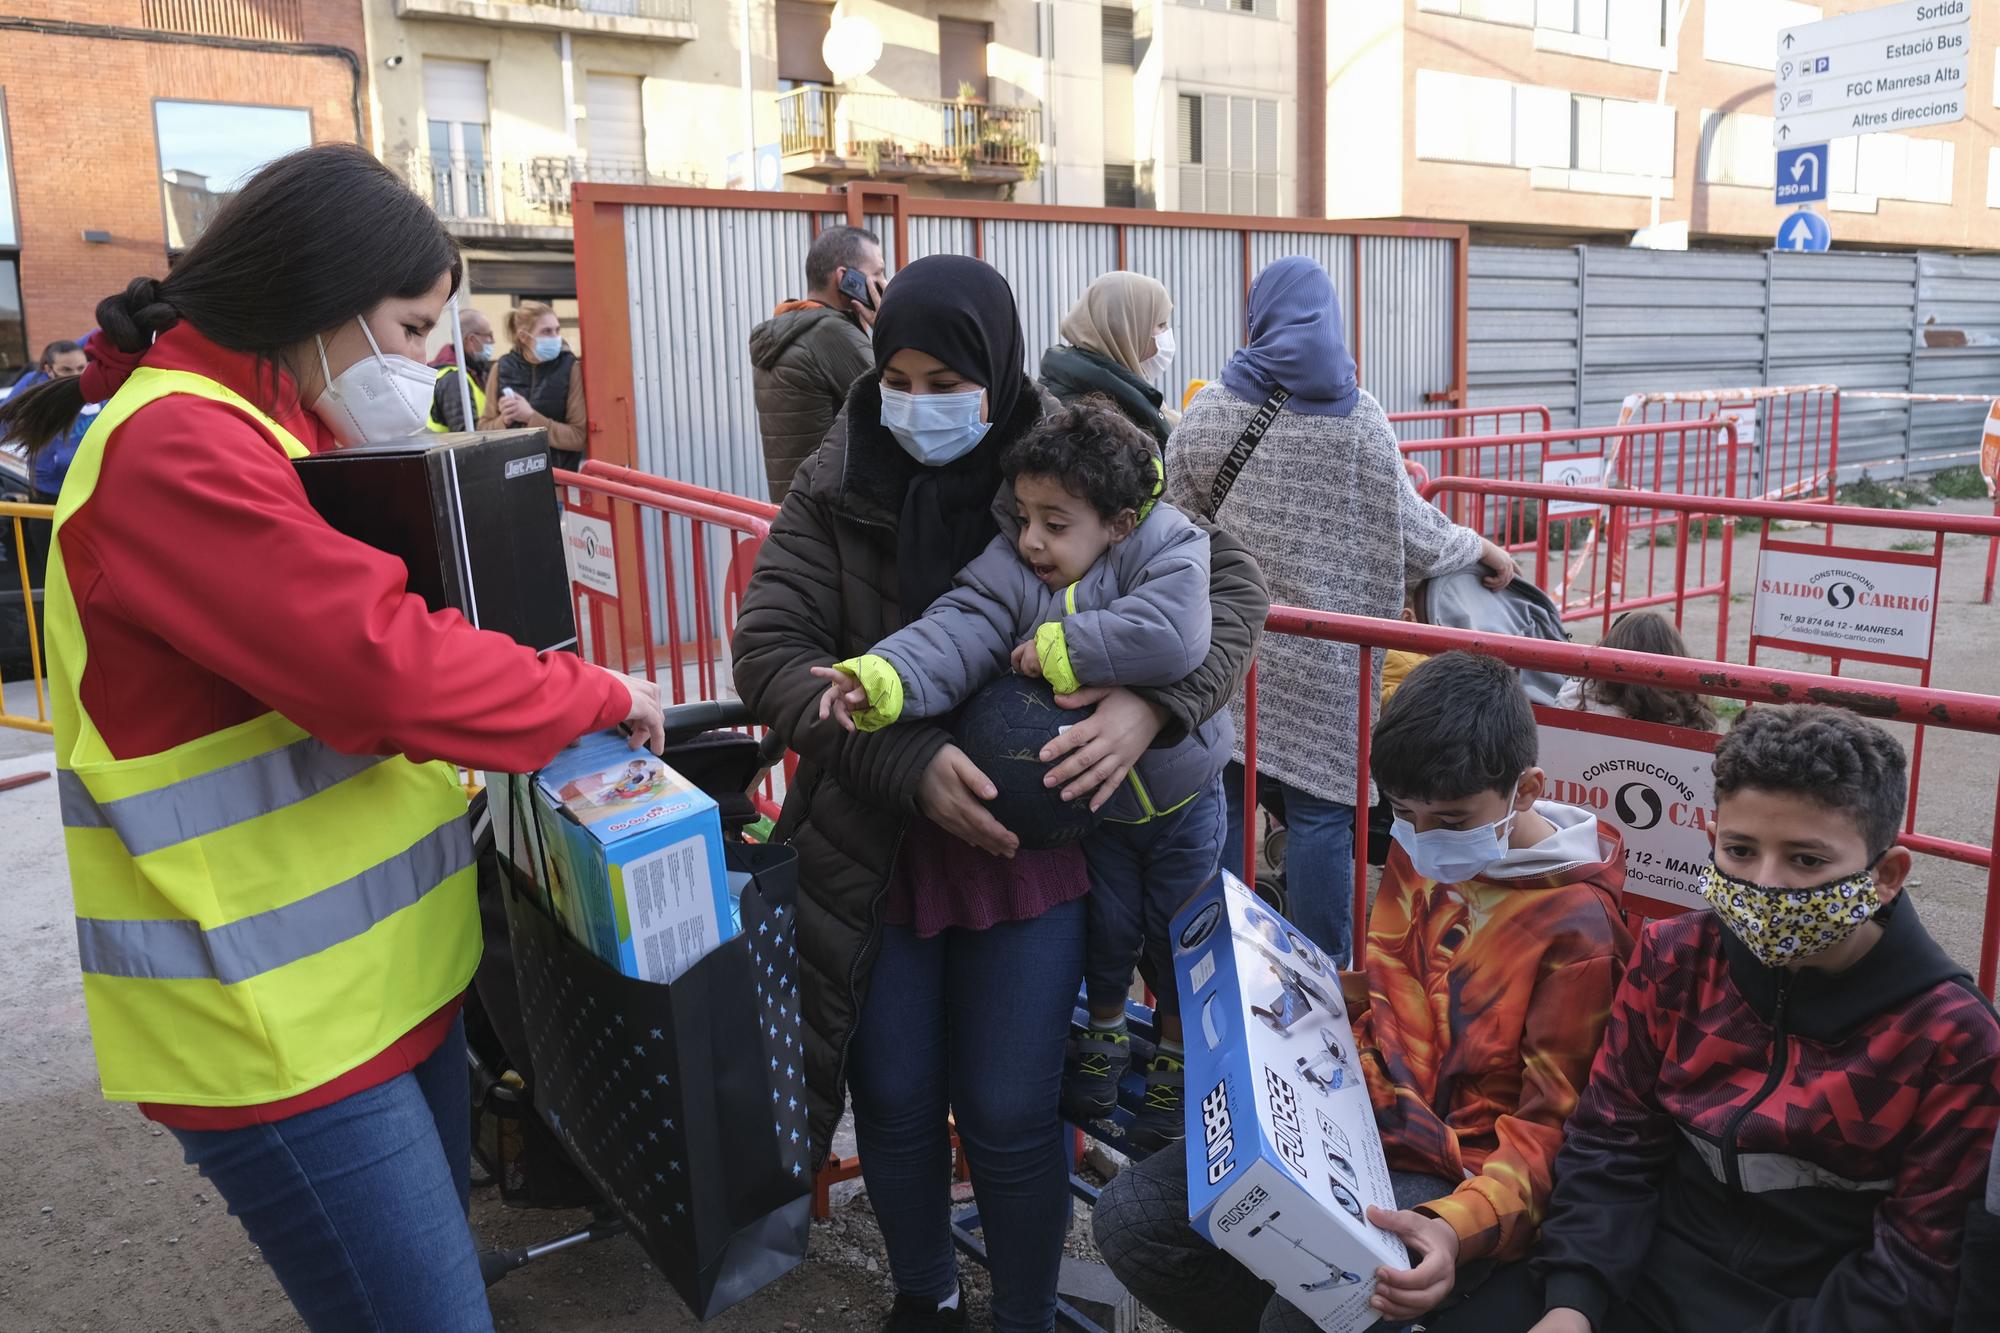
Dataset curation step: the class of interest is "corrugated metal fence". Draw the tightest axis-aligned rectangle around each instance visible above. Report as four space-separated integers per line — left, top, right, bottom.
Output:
595 191 1464 502
576 185 1468 635
1470 244 1999 478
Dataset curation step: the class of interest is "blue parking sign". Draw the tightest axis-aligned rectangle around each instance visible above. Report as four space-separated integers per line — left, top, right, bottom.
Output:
1776 144 1828 206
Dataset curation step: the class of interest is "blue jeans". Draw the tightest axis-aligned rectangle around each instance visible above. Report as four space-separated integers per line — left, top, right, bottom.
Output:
1221 764 1356 967
847 897 1088 1333
1082 776 1227 1012
169 1014 491 1333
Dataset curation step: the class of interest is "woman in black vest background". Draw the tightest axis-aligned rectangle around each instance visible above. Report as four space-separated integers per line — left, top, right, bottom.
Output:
479 301 586 469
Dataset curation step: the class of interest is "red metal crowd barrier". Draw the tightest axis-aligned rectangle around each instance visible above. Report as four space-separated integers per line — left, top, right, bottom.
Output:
1238 609 2000 993
1387 403 1553 444
1417 477 2000 830
555 465 788 819
1402 419 1741 583
1423 476 2000 659
1619 386 1839 503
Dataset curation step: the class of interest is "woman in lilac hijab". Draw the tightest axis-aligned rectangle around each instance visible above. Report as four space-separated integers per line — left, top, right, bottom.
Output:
1162 255 1514 964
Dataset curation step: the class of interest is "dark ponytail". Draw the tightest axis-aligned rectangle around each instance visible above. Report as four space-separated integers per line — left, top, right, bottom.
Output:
0 143 461 455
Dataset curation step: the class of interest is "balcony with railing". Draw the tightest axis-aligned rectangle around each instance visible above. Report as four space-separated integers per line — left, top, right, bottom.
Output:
393 0 695 43
404 153 708 238
777 88 1043 186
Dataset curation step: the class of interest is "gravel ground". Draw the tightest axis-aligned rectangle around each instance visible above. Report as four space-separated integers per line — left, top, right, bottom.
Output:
3 502 1995 1328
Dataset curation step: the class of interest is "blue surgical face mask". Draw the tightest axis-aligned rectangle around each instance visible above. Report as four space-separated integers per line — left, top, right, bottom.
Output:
1389 793 1520 884
532 335 563 362
880 385 990 466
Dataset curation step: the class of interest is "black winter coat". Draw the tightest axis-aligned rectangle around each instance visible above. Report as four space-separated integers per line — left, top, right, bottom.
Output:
730 370 1269 1156
750 304 872 504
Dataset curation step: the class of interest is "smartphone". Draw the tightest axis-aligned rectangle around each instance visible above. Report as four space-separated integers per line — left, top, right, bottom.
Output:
838 267 875 310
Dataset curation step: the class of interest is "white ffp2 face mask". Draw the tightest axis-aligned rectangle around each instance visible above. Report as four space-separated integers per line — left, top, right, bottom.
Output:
310 317 438 446
1140 327 1176 381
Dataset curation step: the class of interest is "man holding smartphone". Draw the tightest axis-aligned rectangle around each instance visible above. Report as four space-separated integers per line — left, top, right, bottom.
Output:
750 225 888 503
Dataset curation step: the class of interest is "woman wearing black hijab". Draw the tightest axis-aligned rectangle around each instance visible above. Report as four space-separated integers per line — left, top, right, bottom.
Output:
734 256 1267 1332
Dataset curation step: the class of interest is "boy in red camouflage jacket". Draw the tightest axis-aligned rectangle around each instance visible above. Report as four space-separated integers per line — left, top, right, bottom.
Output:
1460 703 2000 1333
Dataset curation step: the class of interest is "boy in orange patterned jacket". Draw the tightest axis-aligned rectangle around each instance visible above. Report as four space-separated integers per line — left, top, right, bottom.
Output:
1093 651 1630 1333
1350 650 1633 1326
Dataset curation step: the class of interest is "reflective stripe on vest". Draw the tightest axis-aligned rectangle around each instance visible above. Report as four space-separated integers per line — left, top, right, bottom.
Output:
57 739 387 855
46 366 480 1106
76 819 471 983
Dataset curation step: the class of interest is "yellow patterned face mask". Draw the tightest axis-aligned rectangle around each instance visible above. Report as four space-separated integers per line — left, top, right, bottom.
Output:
1699 861 1881 967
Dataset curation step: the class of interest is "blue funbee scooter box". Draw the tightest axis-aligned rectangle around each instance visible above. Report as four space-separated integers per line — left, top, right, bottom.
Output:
520 730 735 984
1172 873 1409 1333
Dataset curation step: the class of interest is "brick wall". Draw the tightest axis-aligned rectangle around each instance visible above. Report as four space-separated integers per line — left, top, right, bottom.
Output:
1 1 368 349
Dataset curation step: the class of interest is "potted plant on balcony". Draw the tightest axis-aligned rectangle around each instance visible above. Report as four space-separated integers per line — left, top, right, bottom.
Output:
953 94 1040 184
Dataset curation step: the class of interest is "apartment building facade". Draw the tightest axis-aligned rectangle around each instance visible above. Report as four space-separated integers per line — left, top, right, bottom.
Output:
1328 0 1999 250
0 0 368 372
360 0 1299 312
1043 0 1297 215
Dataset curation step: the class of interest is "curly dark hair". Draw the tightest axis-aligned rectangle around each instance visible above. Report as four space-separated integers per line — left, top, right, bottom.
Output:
1000 398 1158 520
1371 651 1537 802
1712 704 1907 858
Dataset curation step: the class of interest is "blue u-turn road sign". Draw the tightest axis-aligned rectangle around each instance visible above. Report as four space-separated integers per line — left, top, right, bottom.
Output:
1776 143 1828 205
1777 209 1832 253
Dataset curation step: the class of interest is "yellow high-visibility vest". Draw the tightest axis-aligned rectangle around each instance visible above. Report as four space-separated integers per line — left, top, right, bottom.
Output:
45 366 480 1105
428 363 487 432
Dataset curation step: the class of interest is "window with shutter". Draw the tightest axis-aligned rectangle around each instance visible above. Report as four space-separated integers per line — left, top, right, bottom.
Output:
1177 94 1202 164
425 58 490 127
1173 93 1278 212
1104 163 1138 208
939 19 991 100
1180 165 1205 211
422 59 492 221
776 0 835 87
1202 93 1225 172
586 74 646 172
1101 7 1135 65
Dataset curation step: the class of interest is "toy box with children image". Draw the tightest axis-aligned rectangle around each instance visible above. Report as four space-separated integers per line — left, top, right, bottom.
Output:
521 730 734 985
1174 872 1408 1333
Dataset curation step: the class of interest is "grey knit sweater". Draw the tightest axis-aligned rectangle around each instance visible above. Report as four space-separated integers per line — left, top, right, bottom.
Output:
1164 384 1484 805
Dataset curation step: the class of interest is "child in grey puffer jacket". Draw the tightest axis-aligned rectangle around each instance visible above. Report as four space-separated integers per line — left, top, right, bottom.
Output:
813 402 1230 1153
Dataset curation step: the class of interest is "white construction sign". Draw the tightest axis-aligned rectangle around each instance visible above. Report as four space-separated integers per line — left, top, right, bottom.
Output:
1774 0 1969 145
563 511 619 598
1752 541 1939 665
1537 716 1717 912
1540 452 1607 517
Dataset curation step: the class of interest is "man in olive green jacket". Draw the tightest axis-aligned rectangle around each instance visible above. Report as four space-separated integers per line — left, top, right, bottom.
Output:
750 226 885 503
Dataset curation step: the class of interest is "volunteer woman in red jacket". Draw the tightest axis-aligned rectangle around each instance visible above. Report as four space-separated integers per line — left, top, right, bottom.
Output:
0 144 662 1332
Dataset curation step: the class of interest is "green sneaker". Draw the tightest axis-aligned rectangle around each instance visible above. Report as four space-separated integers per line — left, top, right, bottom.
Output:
1126 1053 1185 1156
1061 1025 1132 1122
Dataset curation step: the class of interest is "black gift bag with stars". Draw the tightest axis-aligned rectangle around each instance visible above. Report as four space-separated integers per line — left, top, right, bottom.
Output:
502 839 811 1319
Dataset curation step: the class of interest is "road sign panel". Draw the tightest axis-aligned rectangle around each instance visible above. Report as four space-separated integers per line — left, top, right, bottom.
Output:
1774 84 1965 145
1776 210 1831 254
1780 0 1967 55
1774 0 1967 145
1775 144 1828 205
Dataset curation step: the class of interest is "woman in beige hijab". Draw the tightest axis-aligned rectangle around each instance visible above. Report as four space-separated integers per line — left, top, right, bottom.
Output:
1037 271 1177 445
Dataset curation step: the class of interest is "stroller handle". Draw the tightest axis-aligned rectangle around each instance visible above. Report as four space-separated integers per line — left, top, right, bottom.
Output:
659 699 756 741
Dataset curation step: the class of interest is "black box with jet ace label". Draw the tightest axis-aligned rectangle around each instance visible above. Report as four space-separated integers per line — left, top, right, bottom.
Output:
295 427 577 653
